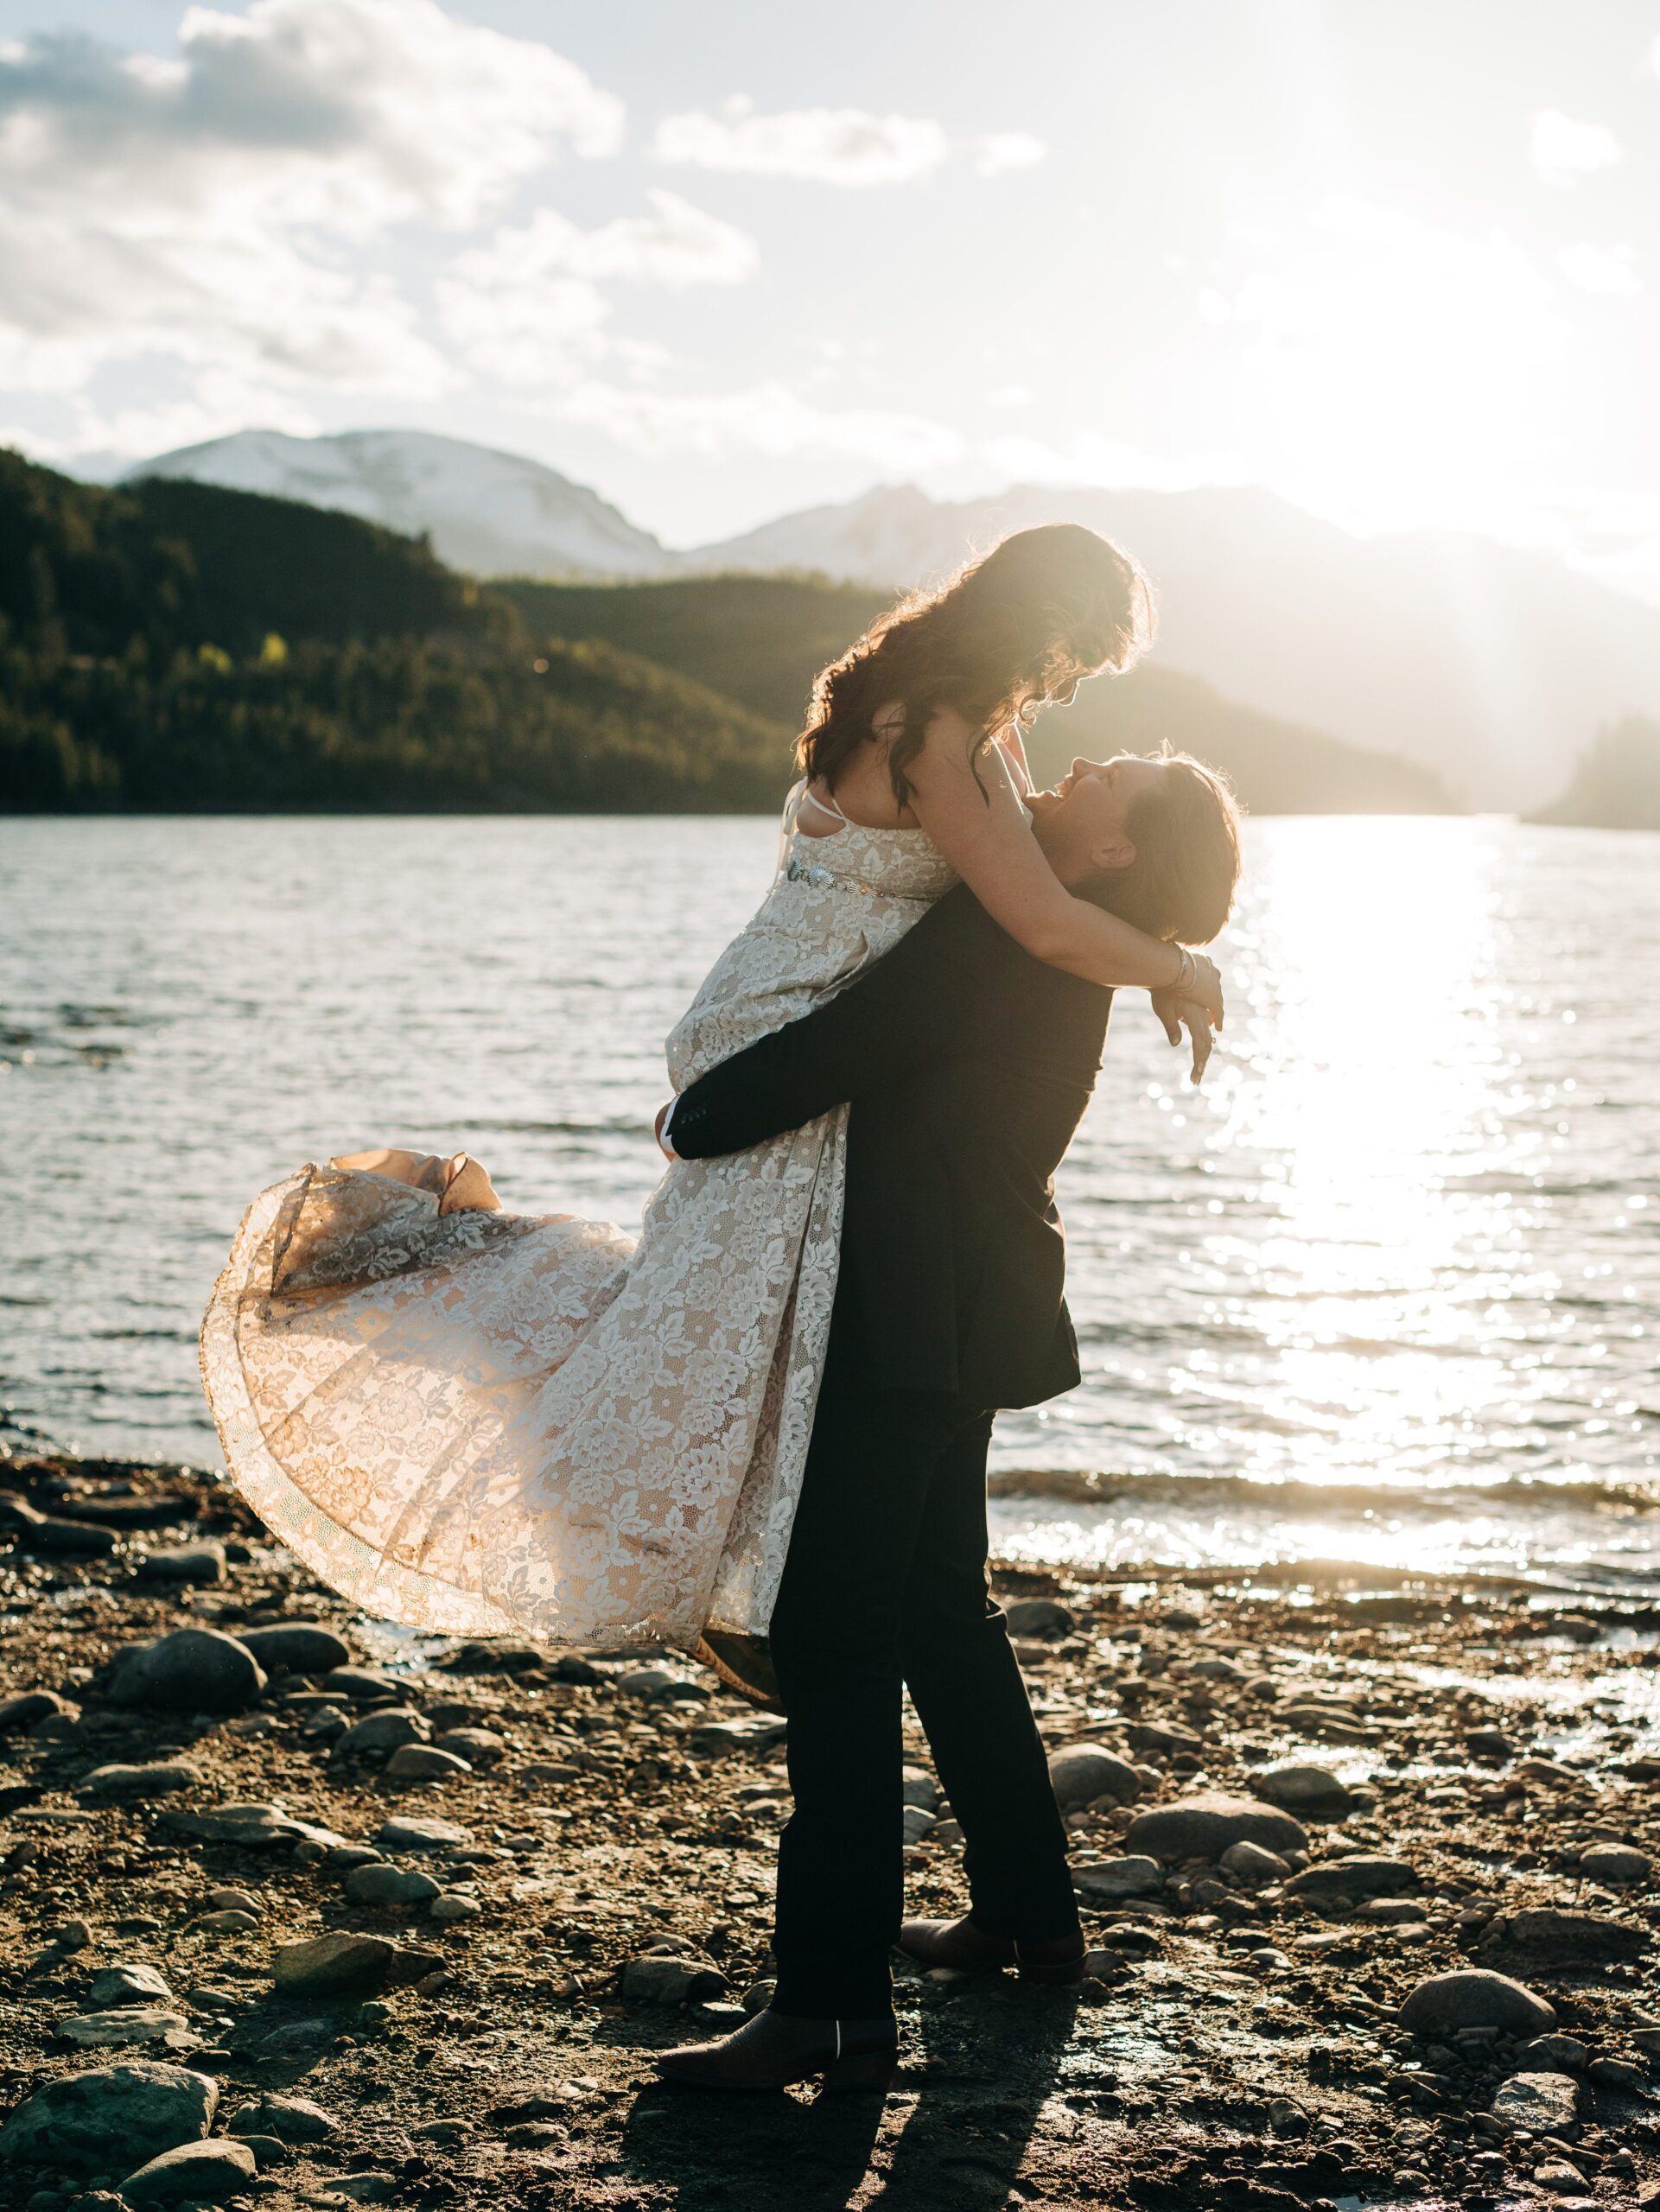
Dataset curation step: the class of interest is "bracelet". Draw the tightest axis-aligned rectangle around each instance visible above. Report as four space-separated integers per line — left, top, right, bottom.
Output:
1167 945 1195 994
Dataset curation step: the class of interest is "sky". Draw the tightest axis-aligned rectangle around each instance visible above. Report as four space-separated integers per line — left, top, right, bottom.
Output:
0 0 1657 584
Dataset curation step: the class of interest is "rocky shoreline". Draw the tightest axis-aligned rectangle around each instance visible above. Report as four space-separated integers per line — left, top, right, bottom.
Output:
2 1449 1657 2211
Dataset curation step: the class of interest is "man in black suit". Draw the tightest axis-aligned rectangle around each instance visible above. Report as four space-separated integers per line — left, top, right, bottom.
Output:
654 753 1235 2092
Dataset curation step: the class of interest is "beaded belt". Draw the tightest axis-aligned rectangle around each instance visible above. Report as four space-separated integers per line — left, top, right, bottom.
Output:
783 854 931 901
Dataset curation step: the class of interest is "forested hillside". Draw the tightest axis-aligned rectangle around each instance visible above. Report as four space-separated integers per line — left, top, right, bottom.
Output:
1530 717 1660 831
505 574 1457 814
2 450 1456 816
0 452 789 812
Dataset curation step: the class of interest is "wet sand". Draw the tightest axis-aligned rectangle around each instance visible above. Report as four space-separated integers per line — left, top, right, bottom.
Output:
2 1449 1657 2211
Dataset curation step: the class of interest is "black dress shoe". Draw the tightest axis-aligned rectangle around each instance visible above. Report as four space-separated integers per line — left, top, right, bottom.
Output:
899 1913 1086 1986
655 2005 898 2093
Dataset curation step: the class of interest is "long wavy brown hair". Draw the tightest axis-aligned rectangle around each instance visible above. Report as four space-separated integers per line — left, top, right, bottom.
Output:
798 522 1154 805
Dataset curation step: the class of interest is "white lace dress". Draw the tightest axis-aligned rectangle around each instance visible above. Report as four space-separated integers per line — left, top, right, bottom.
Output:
199 790 957 1646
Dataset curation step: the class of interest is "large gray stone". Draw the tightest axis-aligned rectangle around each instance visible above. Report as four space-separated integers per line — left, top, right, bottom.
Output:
344 1864 442 1910
1491 2071 1580 2133
0 2061 217 2173
1479 1909 1647 1967
120 2137 257 2205
321 1666 401 1704
376 1815 469 1853
1048 1743 1141 1810
1250 1764 1355 1815
1286 1856 1417 1902
385 1743 472 1782
227 2093 338 2144
78 1759 200 1802
90 1963 173 2010
163 1801 348 1851
1580 1843 1650 1886
60 2006 191 2049
135 1542 226 1586
105 1628 265 1713
335 1709 428 1758
1003 1597 1074 1640
1125 1794 1307 1862
622 1954 725 2004
1398 1970 1557 2039
1074 1855 1163 1900
237 1624 353 1676
271 1933 396 1999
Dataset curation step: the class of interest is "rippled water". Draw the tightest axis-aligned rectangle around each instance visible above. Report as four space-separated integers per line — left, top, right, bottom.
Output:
3 815 1656 1588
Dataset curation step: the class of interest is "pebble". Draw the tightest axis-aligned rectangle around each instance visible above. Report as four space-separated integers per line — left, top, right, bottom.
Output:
435 1726 506 1763
0 1689 79 1732
163 1802 347 1851
1398 1970 1556 2038
1465 1727 1513 1759
1491 2071 1580 2133
1521 2034 1588 2072
320 1666 401 1704
901 1765 940 1810
1358 1898 1427 1924
105 1629 266 1713
430 1892 482 1923
119 2137 256 2207
1285 1855 1417 1902
1250 1764 1355 1815
134 1541 226 1586
89 1963 174 2010
334 1708 429 1758
1580 1842 1650 1885
201 1887 261 1916
1127 1719 1205 1757
78 1759 200 1802
344 1864 442 1909
900 1804 935 1844
621 1954 725 2004
271 1933 396 1998
1125 1793 1307 1862
1479 1907 1647 1966
1219 1840 1291 1885
0 2061 218 2173
376 1815 470 1853
1073 1854 1163 1899
1534 2160 1587 2196
236 1624 353 1676
228 2094 338 2144
194 1910 259 1935
1003 1597 1074 1639
1047 1742 1142 1809
385 1743 472 1782
1587 2055 1647 2094
60 2007 192 2048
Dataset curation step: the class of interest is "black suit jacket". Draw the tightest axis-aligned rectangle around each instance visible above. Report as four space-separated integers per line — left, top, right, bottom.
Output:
668 885 1112 1408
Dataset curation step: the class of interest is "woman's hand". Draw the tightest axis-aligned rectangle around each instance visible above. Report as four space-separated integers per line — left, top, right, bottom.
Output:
1150 950 1224 1033
1155 995 1218 1085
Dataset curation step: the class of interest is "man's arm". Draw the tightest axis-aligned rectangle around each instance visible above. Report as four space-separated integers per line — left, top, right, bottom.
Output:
667 892 1009 1160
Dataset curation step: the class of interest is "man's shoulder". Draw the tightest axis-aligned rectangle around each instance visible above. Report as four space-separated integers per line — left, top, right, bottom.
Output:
926 885 1112 1005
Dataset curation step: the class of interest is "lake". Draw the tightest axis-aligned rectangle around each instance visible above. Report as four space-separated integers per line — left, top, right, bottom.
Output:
3 813 1657 1593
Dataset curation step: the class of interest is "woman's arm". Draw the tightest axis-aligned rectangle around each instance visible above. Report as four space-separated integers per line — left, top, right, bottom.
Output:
903 709 1217 1005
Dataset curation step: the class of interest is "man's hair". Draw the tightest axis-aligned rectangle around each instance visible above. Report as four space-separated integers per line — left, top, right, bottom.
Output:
1077 748 1242 945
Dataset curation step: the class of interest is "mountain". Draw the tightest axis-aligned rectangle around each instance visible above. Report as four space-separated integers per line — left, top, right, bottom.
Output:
690 482 1660 811
125 428 669 582
0 448 786 813
1530 716 1660 830
503 575 1455 816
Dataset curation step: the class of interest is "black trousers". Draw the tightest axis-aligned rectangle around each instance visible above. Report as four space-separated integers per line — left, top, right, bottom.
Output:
767 1283 1080 2019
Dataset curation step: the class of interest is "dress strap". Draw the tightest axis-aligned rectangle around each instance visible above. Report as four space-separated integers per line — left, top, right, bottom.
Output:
797 782 850 829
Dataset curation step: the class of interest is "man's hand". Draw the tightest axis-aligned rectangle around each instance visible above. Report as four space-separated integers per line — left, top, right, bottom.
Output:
1154 997 1218 1085
654 1103 677 1160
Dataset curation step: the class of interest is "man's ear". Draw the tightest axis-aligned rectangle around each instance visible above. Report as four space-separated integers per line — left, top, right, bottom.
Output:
1090 834 1135 874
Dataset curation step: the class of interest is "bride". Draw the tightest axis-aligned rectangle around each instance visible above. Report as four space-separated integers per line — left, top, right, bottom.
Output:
200 523 1224 1656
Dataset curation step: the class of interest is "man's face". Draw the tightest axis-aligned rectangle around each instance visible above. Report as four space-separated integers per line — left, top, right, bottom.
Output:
1027 754 1171 887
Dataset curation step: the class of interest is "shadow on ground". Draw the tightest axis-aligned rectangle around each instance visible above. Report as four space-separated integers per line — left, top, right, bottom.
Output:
619 1986 1079 2211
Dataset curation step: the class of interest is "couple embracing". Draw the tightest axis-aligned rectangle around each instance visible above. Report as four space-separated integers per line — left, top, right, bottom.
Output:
201 522 1241 2093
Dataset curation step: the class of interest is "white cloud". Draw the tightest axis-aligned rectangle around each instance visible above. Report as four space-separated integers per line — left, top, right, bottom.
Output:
550 378 964 469
651 98 951 185
0 2 623 417
980 430 1248 494
436 192 755 389
971 131 1046 178
1530 107 1621 180
1555 241 1641 297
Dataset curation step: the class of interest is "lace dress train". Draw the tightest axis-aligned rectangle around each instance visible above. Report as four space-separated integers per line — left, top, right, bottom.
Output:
200 793 956 1649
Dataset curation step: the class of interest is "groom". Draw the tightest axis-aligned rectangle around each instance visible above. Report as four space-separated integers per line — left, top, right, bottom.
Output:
653 755 1227 2091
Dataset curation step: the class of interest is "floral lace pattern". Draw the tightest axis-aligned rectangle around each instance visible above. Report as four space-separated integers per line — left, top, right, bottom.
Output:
200 788 957 1645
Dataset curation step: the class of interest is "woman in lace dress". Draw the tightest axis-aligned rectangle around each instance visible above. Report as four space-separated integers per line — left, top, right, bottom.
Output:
200 524 1224 1658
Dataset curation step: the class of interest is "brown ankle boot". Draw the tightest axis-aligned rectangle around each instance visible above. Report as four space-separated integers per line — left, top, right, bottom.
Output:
654 2006 899 2093
898 1914 1086 1985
